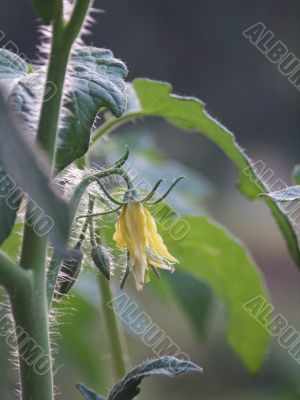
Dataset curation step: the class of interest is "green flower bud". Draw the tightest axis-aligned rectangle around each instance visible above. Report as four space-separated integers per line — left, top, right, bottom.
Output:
91 245 111 280
56 248 84 297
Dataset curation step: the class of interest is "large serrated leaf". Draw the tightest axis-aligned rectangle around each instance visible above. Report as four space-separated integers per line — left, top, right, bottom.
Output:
5 47 128 171
0 49 28 245
91 78 300 269
0 49 27 80
0 49 27 96
56 47 128 171
0 49 38 139
161 216 270 373
0 167 22 246
8 72 45 134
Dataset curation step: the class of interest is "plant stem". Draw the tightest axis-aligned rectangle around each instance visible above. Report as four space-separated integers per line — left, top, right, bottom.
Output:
21 0 92 272
70 168 133 219
11 276 53 400
19 0 65 273
98 276 129 380
85 179 129 381
36 1 65 163
47 168 133 307
87 196 97 247
0 251 29 291
91 112 143 146
93 209 129 381
75 156 129 383
14 1 91 400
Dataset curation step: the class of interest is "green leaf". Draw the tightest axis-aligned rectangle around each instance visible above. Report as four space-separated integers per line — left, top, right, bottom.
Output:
0 167 22 246
263 186 300 201
5 47 128 172
161 216 270 373
1 222 23 260
77 357 201 400
8 72 45 133
108 357 201 400
0 93 70 252
166 270 212 340
0 49 40 139
147 272 211 343
0 202 21 246
77 384 106 400
92 78 300 269
0 49 26 245
0 49 27 80
55 47 128 171
29 0 55 23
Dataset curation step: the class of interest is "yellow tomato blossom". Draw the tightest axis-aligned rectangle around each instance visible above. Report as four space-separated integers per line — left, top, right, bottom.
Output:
113 202 178 290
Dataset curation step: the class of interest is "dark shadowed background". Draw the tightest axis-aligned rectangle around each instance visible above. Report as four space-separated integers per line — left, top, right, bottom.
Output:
1 1 300 399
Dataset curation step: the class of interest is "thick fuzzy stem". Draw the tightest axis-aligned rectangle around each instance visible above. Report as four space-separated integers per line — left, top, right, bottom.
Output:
15 1 92 400
0 251 28 291
10 275 53 400
98 277 129 380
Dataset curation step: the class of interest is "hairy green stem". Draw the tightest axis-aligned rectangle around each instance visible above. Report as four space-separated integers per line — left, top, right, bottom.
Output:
98 276 129 380
11 275 53 400
13 1 92 400
70 168 133 218
47 167 133 307
46 163 132 388
0 251 29 291
75 156 130 382
91 112 143 146
93 175 131 381
87 196 97 247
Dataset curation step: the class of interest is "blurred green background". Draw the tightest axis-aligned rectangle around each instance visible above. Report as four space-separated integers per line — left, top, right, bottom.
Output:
2 1 300 399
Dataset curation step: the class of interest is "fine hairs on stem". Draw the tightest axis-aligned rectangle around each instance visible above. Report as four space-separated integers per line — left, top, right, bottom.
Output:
5 2 94 400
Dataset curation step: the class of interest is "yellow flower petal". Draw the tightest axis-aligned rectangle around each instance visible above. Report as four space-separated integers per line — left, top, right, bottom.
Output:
112 201 178 290
148 258 174 271
124 203 147 253
113 207 126 248
144 207 178 263
132 260 149 290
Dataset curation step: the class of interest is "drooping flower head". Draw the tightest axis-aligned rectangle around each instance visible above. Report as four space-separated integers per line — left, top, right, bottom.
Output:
75 147 184 290
94 174 184 290
113 201 178 290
